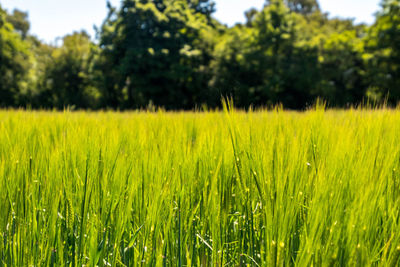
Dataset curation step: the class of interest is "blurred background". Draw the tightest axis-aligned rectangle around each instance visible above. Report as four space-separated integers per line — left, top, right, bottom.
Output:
0 0 398 110
0 0 379 42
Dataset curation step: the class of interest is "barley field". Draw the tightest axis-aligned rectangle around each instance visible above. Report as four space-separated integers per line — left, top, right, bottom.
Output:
1 105 400 266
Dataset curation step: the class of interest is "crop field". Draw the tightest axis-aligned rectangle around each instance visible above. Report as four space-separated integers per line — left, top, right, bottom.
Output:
1 106 400 266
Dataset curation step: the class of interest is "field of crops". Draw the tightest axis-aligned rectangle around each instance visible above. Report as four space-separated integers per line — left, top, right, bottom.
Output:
1 106 400 266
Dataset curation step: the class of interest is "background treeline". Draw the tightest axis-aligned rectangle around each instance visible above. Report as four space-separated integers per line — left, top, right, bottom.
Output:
0 0 399 110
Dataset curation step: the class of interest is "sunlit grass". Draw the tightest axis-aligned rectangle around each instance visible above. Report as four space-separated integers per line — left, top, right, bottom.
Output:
0 105 400 266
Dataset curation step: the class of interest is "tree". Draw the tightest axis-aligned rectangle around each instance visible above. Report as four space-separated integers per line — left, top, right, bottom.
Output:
6 9 30 39
267 0 320 15
0 5 32 107
97 0 216 109
284 0 320 15
317 30 367 106
211 0 320 108
210 25 257 107
365 0 400 104
292 8 368 106
188 0 215 18
245 8 258 27
42 31 100 109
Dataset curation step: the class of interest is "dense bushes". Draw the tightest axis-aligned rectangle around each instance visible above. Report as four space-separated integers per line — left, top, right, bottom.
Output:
1 0 399 110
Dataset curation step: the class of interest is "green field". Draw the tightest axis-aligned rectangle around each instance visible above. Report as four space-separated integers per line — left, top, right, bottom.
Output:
1 106 400 266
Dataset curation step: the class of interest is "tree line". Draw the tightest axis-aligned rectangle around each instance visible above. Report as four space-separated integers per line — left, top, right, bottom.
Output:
0 0 399 110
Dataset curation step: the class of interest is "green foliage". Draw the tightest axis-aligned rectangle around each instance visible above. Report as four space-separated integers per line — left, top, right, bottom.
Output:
6 9 30 39
1 0 400 109
97 0 216 109
188 0 216 18
27 36 56 107
211 0 320 108
317 30 367 105
0 6 32 107
211 1 371 108
284 0 320 15
365 0 400 104
41 31 100 109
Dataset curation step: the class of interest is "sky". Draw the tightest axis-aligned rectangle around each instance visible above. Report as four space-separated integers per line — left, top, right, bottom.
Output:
0 0 381 44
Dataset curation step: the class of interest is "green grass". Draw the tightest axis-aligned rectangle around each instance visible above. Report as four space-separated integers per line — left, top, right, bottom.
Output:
1 105 400 266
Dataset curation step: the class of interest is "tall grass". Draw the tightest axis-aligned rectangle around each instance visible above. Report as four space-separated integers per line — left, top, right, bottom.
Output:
0 106 400 266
